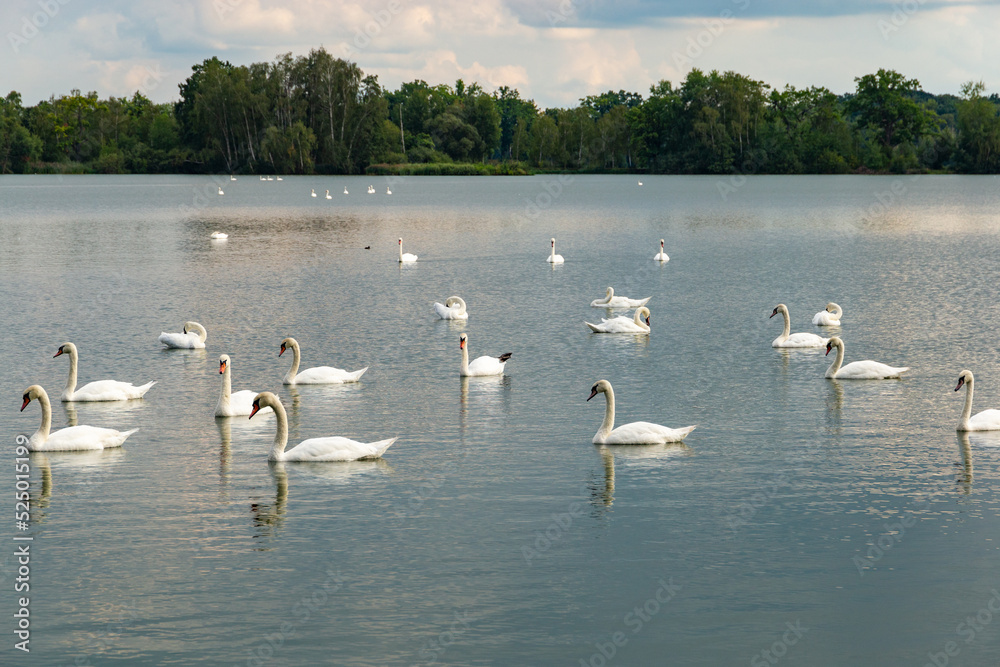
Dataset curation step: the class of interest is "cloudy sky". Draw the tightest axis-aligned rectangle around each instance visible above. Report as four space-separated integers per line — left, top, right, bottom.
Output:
3 0 999 108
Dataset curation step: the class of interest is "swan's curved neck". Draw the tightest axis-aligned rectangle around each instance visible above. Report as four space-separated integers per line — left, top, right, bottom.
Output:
826 342 845 378
189 323 207 343
550 242 556 259
961 376 975 429
399 241 404 260
35 391 52 441
64 347 79 397
269 398 289 461
780 307 790 340
283 343 301 383
598 387 616 439
633 308 650 330
831 304 843 319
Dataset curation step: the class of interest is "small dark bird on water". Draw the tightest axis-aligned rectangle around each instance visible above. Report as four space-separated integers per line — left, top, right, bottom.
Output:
364 245 370 249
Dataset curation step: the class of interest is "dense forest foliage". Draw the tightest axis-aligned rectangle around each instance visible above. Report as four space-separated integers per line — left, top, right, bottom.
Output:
3 47 1000 175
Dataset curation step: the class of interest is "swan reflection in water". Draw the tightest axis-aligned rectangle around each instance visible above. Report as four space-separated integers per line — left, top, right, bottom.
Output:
588 444 692 512
62 398 148 429
459 375 512 427
956 433 977 496
28 449 124 524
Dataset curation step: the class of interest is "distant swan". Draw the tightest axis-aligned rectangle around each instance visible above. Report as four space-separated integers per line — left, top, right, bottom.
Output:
654 239 669 262
547 238 564 263
216 354 271 417
230 175 236 181
250 392 396 461
955 370 1000 431
210 231 228 239
590 286 651 308
398 238 418 262
55 342 155 402
344 187 349 194
386 187 392 195
459 333 510 377
434 296 469 320
770 304 827 348
824 336 908 379
586 306 650 334
276 176 282 181
217 186 224 195
812 302 843 326
587 380 695 445
279 337 367 385
325 189 332 199
311 188 317 197
21 385 137 451
159 321 207 349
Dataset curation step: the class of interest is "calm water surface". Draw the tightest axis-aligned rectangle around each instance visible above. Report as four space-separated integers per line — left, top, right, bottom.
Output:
3 174 1000 665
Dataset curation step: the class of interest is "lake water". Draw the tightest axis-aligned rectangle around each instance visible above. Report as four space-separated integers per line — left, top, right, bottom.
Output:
3 173 1000 665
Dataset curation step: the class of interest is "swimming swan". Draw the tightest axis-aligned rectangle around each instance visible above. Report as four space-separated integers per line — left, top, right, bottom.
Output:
587 380 695 445
770 304 827 348
590 286 651 309
654 239 669 262
812 302 843 326
398 238 418 263
955 370 1000 431
824 337 908 379
547 238 564 263
250 392 396 461
434 296 469 320
459 333 510 377
279 337 367 385
216 354 271 417
20 385 137 451
55 342 155 402
586 307 651 334
159 321 207 349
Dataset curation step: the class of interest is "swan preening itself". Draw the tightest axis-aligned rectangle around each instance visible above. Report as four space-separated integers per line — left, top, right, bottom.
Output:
587 380 695 445
398 238 418 263
824 337 908 380
210 231 228 239
434 296 469 320
547 238 564 264
770 304 828 348
586 307 650 333
654 239 669 262
20 385 137 451
279 337 367 385
590 287 651 309
812 302 843 326
250 392 396 461
955 370 1000 431
159 321 208 349
459 333 511 377
55 342 155 402
216 354 271 417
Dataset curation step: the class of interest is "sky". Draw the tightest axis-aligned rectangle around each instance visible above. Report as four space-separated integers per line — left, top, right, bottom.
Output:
2 0 1000 109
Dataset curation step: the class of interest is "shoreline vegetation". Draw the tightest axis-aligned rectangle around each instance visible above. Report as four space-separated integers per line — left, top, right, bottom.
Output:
3 47 1000 177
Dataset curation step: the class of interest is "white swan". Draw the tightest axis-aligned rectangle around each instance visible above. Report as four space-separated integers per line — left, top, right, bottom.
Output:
210 231 228 239
250 392 396 461
344 187 349 195
824 336 908 379
770 304 828 348
812 302 843 326
217 186 224 196
230 175 236 181
279 337 367 385
55 342 155 402
547 238 564 263
638 180 643 186
276 176 282 181
158 321 207 349
459 333 510 377
310 188 317 197
434 296 469 320
216 354 271 417
586 307 650 334
398 238 418 263
368 184 376 194
590 286 651 309
386 187 392 195
267 176 274 181
654 239 669 262
587 380 695 445
955 370 1000 431
325 189 332 199
20 385 137 451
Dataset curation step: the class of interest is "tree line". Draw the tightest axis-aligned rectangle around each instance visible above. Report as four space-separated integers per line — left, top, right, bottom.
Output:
2 47 1000 175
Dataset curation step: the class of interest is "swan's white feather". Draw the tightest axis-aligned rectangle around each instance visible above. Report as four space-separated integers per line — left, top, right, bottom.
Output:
465 356 506 376
30 426 137 452
158 331 204 349
65 379 156 402
290 366 367 385
773 332 829 348
596 422 697 445
283 436 397 462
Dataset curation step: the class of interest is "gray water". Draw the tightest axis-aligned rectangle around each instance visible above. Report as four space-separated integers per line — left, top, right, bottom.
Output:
3 174 1000 666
